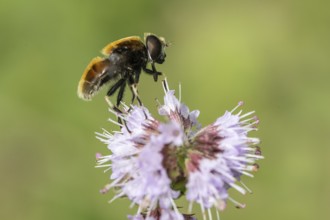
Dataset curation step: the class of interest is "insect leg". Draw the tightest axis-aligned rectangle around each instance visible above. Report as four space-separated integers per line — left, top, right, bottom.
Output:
128 75 142 106
105 83 127 127
107 78 126 97
116 82 127 126
105 79 126 117
134 70 141 84
105 96 122 115
116 81 127 107
143 63 162 82
151 62 159 81
104 96 132 132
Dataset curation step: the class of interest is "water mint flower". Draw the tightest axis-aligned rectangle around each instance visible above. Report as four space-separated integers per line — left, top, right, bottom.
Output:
185 102 262 218
96 79 263 220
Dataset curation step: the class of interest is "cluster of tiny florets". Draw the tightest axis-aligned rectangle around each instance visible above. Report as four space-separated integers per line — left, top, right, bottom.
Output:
96 79 263 220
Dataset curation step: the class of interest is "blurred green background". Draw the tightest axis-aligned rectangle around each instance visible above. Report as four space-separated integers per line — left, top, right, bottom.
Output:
1 0 329 219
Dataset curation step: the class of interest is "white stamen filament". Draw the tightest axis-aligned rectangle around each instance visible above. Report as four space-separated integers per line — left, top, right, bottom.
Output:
225 156 254 163
241 147 256 152
229 182 246 195
179 83 182 102
228 197 246 209
208 208 213 220
216 209 220 220
109 191 125 203
95 164 111 168
108 118 122 126
111 150 138 159
240 111 255 119
246 154 264 159
162 78 170 92
242 165 256 171
240 180 253 194
108 107 119 116
96 160 112 166
240 117 257 124
241 171 254 178
247 137 260 144
200 202 207 220
170 197 181 218
188 201 193 213
108 175 125 188
217 170 236 182
231 101 244 113
136 205 142 215
103 167 112 173
96 129 113 138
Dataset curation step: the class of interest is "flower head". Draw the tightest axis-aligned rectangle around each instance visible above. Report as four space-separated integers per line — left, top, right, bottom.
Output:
96 79 263 219
185 102 262 213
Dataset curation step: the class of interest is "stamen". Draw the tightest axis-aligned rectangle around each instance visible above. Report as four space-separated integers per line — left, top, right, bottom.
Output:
108 107 119 117
188 201 193 213
208 208 213 220
241 171 254 177
170 197 181 218
253 116 260 125
103 167 112 173
218 170 236 182
109 191 125 203
246 154 264 159
247 137 260 145
225 156 254 163
240 117 257 124
107 174 127 189
95 152 102 160
95 164 111 168
240 180 253 194
162 78 169 92
99 128 112 136
99 183 111 194
241 147 256 152
249 120 259 127
243 165 257 171
229 182 246 195
179 83 182 102
252 163 260 172
227 197 246 209
231 101 244 113
96 156 112 165
105 96 115 108
108 118 122 127
121 103 129 111
95 132 113 144
155 98 162 108
240 111 255 119
216 209 220 220
136 204 142 214
129 202 135 209
236 110 243 116
200 203 207 220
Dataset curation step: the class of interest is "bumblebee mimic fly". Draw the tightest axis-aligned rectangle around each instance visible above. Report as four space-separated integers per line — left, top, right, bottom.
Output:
77 33 168 107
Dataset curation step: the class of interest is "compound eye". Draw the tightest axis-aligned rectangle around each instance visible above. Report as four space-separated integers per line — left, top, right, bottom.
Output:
146 35 162 61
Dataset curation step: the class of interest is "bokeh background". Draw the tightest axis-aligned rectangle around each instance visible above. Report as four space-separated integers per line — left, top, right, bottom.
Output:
1 0 329 219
